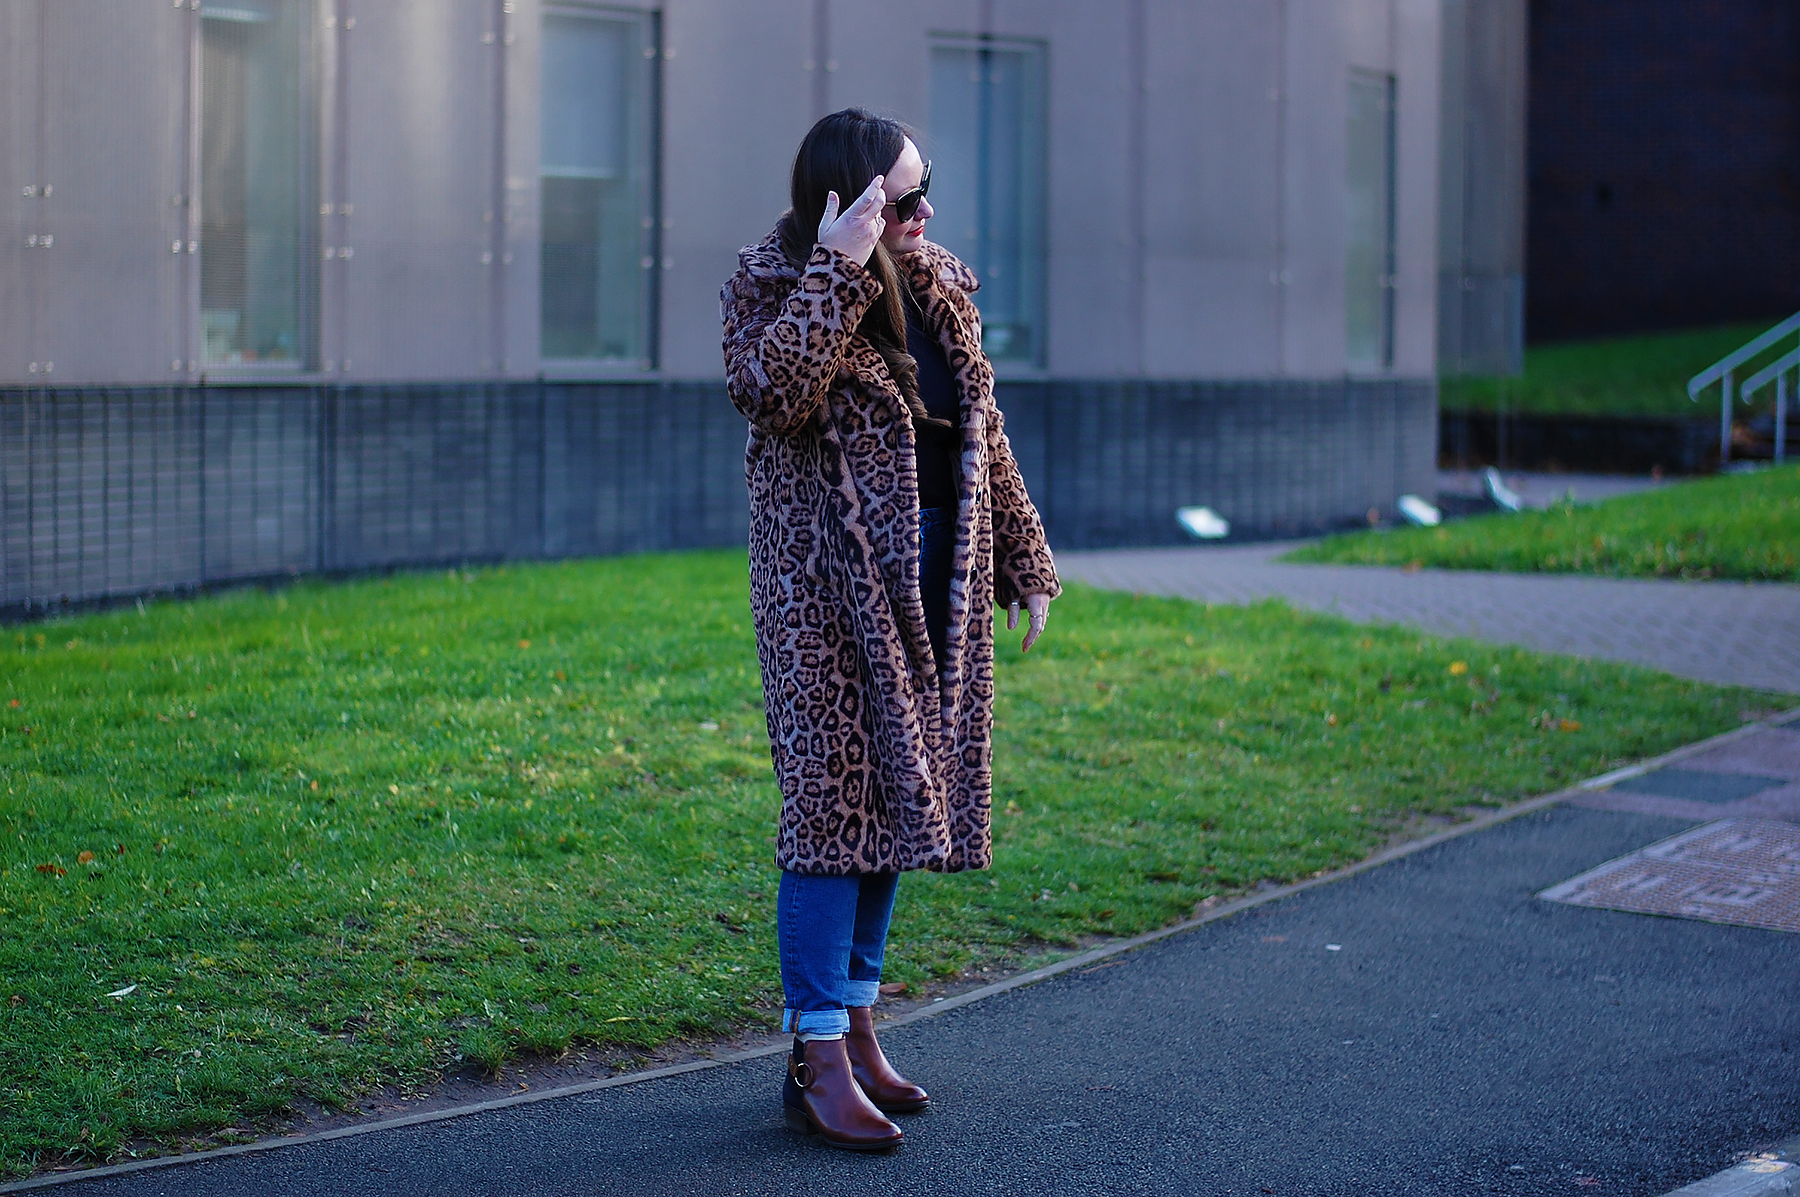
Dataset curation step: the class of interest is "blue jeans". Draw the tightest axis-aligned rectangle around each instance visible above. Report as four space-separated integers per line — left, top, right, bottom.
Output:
917 505 956 672
778 871 900 1036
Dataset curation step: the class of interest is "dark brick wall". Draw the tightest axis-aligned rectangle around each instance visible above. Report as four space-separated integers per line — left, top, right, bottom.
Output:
1 379 1435 612
998 380 1436 549
1527 0 1800 341
1439 409 1715 473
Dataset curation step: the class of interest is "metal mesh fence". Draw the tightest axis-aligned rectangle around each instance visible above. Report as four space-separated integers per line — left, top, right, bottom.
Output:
0 388 204 605
1 379 1434 614
1 382 746 612
1002 378 1436 549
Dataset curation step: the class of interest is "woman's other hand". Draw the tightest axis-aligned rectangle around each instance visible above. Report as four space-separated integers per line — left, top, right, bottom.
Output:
1006 592 1053 653
816 175 888 266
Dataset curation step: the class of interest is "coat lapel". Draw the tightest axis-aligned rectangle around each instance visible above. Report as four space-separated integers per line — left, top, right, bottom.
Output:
898 243 992 717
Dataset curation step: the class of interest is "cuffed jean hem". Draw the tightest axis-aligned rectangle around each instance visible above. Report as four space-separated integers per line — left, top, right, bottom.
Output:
782 1007 851 1037
777 871 900 1031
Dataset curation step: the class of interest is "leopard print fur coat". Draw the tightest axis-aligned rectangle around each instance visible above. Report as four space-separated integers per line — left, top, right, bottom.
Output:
721 229 1060 875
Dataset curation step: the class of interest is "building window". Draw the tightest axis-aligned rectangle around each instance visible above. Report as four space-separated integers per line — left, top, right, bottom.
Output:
540 7 658 365
929 38 1047 364
1345 69 1397 370
200 1 316 368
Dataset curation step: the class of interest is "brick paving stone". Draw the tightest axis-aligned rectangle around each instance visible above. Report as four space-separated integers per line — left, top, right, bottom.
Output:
1576 777 1800 826
1056 543 1800 694
1736 781 1800 822
1681 727 1800 776
1572 786 1756 824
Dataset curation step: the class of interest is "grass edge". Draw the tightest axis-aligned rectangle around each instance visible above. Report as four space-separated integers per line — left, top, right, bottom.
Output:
7 700 1793 1195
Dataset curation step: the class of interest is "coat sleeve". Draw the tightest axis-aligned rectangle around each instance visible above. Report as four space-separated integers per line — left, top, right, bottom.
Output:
986 399 1062 607
721 245 882 436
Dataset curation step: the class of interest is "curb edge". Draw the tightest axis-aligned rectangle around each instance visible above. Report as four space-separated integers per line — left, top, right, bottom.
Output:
6 703 1797 1193
1661 1137 1800 1197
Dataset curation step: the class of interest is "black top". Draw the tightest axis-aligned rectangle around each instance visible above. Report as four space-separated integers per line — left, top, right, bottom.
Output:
905 308 962 510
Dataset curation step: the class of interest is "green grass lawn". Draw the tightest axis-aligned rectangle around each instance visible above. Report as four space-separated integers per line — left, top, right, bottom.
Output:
1443 321 1794 418
1 554 1782 1175
1287 464 1800 581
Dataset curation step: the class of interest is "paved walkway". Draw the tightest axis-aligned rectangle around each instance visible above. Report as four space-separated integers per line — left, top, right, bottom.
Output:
43 782 1800 1196
1058 544 1800 694
28 718 1800 1197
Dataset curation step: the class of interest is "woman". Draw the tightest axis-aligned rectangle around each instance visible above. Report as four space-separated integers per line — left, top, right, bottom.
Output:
721 109 1060 1151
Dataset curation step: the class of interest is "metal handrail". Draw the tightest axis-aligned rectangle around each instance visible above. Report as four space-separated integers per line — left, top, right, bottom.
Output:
1738 347 1800 399
1688 312 1800 464
1687 315 1800 392
1739 347 1796 465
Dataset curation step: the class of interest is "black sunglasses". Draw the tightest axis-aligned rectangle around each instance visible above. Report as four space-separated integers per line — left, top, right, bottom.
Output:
885 160 931 223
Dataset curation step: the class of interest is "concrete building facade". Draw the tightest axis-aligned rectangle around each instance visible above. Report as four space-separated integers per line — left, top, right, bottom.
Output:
0 1 1524 611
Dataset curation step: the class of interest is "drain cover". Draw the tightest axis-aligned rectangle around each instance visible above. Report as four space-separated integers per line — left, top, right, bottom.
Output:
1540 819 1800 934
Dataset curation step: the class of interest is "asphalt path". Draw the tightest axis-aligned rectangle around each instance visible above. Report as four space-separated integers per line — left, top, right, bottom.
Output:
52 805 1800 1197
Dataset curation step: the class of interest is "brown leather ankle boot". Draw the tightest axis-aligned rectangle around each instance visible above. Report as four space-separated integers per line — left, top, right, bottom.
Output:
782 1036 903 1151
845 1006 930 1113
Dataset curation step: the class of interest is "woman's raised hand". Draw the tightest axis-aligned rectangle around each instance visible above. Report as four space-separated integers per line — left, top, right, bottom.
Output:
816 175 887 267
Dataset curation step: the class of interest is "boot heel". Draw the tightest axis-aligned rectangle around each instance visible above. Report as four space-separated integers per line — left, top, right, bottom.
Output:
783 1035 903 1151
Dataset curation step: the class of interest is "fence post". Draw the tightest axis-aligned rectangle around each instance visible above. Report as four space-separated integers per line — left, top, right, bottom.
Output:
1720 370 1733 465
1778 373 1789 466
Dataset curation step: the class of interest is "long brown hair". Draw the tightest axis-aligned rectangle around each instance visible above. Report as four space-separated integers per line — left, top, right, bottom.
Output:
777 108 922 417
